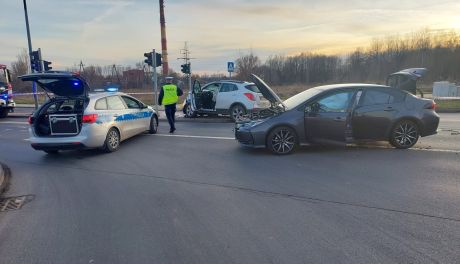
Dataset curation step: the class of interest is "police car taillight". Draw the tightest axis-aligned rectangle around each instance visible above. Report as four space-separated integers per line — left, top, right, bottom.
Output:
82 114 98 123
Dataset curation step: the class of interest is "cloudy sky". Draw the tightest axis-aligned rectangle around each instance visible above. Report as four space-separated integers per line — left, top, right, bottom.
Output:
1 0 459 73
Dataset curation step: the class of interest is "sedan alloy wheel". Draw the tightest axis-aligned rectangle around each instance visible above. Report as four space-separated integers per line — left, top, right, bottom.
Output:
390 120 419 149
268 127 297 154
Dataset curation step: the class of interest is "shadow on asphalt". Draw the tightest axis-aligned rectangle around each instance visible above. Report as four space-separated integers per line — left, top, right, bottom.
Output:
38 134 399 161
237 142 398 156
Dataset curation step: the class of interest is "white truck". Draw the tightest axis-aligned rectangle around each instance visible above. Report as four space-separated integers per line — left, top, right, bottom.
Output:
0 64 15 118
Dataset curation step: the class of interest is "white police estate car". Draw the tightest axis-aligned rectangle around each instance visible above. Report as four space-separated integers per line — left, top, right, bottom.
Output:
20 71 158 154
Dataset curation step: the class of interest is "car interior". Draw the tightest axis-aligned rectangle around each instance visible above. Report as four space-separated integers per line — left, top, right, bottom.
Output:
34 99 86 136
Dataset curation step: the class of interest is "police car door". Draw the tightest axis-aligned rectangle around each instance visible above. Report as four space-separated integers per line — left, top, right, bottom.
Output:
106 95 131 139
121 96 150 134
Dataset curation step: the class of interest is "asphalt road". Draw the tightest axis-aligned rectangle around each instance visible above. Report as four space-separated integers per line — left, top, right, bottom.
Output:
0 115 459 264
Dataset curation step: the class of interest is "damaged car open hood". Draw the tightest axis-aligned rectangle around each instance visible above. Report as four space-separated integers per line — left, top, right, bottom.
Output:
251 74 285 108
19 71 89 98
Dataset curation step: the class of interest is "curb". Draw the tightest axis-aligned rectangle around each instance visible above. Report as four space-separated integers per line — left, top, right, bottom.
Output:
0 163 11 196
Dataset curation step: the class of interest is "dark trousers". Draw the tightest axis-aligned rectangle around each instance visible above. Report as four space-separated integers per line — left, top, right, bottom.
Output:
164 104 176 130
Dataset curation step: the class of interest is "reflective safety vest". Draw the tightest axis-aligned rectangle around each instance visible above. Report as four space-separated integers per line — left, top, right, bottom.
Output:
162 84 179 105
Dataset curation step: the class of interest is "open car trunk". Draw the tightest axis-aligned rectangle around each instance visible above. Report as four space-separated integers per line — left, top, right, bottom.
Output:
386 68 427 95
33 98 87 137
19 72 90 137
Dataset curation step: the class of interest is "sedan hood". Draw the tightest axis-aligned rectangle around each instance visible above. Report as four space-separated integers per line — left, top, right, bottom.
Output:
251 74 284 108
19 71 89 98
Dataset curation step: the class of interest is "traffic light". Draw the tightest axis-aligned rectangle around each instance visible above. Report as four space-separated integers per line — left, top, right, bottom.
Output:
30 50 41 72
155 53 162 67
144 52 153 66
181 63 190 74
43 60 52 71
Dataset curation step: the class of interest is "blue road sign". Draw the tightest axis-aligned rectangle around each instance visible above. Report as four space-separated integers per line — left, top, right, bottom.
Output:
227 62 235 72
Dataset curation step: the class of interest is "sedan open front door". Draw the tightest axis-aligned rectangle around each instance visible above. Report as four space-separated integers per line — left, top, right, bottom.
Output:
191 80 203 112
304 89 356 144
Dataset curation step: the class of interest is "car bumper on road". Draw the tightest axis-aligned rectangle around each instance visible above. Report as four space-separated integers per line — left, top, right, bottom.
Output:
235 129 255 145
28 123 107 150
420 112 440 137
235 126 266 148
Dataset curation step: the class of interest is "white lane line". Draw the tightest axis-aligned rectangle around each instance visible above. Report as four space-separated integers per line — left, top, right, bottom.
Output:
149 133 234 140
0 121 28 125
411 148 460 153
23 138 30 141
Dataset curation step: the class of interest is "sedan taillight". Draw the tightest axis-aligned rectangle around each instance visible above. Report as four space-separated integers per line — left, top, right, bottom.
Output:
82 114 98 123
244 93 256 101
425 101 437 110
28 116 34 124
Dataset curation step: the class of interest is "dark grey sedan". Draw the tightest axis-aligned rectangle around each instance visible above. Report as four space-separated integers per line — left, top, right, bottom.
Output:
235 75 440 154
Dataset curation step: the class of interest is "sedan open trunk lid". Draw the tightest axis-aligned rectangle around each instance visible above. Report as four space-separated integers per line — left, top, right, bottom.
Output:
251 74 284 108
19 71 89 98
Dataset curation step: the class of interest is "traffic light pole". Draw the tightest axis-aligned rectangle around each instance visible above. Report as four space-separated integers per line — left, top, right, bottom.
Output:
22 0 38 109
188 72 192 96
38 48 44 72
152 49 158 112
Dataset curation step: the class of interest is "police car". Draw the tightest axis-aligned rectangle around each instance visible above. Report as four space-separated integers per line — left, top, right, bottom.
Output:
20 71 158 154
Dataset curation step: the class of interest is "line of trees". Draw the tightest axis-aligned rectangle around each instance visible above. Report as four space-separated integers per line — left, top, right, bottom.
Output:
8 28 460 94
236 29 460 87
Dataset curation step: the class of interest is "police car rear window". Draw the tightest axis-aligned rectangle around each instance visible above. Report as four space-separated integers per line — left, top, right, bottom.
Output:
107 96 125 110
95 98 108 110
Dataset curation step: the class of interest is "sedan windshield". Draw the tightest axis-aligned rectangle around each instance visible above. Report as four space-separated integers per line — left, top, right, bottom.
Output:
283 87 324 109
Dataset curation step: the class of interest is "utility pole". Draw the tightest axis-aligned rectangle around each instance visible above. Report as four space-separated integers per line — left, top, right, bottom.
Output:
152 49 159 111
178 42 195 92
22 0 38 109
159 0 169 75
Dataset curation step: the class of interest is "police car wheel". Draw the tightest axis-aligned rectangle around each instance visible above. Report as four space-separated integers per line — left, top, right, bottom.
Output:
103 128 120 153
149 116 158 134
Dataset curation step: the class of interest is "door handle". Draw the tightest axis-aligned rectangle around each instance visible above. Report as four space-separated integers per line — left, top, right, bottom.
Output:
384 107 394 111
113 114 119 117
334 117 344 122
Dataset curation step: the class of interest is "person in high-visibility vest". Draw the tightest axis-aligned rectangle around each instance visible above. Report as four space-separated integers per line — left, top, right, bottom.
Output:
159 77 183 133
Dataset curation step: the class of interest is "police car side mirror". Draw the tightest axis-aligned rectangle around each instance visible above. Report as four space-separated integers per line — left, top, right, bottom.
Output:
141 104 148 109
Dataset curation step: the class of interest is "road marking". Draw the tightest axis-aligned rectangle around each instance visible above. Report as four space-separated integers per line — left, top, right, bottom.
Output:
149 133 234 140
411 148 460 153
0 121 28 125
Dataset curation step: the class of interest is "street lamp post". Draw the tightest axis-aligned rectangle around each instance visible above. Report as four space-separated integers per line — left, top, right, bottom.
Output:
22 0 38 109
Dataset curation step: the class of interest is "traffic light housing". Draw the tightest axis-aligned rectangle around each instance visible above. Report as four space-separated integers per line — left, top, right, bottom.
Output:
144 52 153 66
30 50 41 72
155 53 162 67
43 60 52 71
181 63 190 74
144 52 162 67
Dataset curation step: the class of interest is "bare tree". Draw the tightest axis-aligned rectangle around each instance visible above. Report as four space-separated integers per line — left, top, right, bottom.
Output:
235 51 261 81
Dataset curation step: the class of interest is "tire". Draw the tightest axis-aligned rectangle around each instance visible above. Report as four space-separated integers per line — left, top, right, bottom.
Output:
230 104 246 122
389 120 419 149
44 150 59 154
0 109 8 118
267 127 297 155
102 128 120 153
184 103 197 118
149 116 158 134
